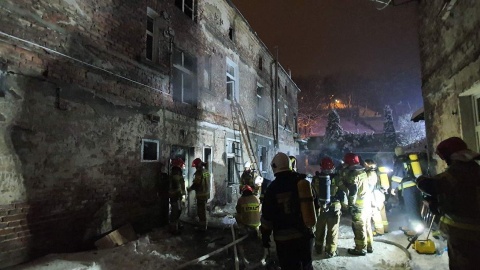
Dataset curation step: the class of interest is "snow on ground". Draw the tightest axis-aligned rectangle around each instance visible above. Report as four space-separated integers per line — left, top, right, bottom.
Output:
8 205 450 270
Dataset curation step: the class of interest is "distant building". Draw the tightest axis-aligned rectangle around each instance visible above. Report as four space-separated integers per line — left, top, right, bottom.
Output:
0 0 300 267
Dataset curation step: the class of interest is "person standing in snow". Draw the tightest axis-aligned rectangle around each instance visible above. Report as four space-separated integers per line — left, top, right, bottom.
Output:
187 158 210 232
417 137 480 270
168 158 186 235
261 152 316 269
312 157 342 258
391 146 423 235
338 153 373 256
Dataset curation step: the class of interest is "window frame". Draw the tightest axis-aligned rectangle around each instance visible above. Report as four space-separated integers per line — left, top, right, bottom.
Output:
145 8 159 62
173 48 197 105
141 139 160 162
175 0 197 21
226 58 239 102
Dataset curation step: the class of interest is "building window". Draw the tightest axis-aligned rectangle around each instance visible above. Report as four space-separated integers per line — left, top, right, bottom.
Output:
175 0 197 21
259 56 263 70
173 49 197 105
228 27 235 41
284 104 291 130
285 85 288 96
203 55 211 91
474 94 480 151
258 146 267 173
256 83 267 118
294 113 298 134
141 139 160 162
146 8 159 62
226 58 238 101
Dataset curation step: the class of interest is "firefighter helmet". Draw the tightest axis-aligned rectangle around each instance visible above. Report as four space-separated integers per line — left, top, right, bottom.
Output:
191 158 203 168
271 152 292 174
364 159 377 170
244 161 251 168
171 158 185 168
320 157 335 171
343 153 360 166
241 185 253 194
436 137 468 161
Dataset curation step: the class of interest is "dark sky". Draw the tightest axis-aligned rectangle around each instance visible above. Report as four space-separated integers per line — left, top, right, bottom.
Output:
230 0 423 114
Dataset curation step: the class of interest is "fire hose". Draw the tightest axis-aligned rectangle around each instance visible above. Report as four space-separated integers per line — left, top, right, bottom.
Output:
374 238 412 260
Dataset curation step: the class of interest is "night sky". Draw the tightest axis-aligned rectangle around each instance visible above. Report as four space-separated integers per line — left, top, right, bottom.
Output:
230 0 423 115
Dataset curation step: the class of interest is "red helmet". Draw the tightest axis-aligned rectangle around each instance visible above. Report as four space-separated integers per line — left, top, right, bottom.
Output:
343 153 360 166
320 157 335 171
191 158 203 168
242 185 253 194
171 158 185 168
436 137 468 160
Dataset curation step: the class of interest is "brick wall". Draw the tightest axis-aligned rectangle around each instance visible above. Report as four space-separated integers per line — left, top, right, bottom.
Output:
0 0 300 267
418 1 480 173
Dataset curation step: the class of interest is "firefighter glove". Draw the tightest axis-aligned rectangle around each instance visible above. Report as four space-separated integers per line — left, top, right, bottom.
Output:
349 205 359 216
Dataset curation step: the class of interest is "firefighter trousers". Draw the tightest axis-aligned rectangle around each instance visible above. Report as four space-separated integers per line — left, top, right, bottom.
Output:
196 199 208 230
315 204 341 253
352 208 373 250
276 235 314 270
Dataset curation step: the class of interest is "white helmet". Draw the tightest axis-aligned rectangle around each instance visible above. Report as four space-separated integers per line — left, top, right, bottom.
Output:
271 152 292 174
244 161 251 168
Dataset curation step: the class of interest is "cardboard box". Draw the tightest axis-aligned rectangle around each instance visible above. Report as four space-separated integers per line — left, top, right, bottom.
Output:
94 224 137 249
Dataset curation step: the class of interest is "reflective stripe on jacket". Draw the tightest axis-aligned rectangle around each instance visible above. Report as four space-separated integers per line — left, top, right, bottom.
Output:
192 170 210 200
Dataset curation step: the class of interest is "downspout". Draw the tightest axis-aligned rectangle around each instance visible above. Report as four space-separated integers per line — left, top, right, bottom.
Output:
274 47 279 149
270 60 276 149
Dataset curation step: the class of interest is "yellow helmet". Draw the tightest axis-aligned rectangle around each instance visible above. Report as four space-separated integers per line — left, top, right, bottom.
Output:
271 152 292 174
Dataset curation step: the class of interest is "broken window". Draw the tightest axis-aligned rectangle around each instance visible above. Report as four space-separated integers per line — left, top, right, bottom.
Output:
175 0 197 21
256 83 267 118
146 8 159 62
141 139 160 162
173 49 197 105
226 58 238 101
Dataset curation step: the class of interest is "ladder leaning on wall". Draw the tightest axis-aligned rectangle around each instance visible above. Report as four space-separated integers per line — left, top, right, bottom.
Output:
230 99 262 182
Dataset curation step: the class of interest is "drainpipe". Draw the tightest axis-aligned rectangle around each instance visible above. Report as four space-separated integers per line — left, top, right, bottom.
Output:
274 46 279 149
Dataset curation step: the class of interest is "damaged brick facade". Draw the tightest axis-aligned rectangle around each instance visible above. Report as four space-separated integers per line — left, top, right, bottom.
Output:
418 1 480 173
0 0 300 267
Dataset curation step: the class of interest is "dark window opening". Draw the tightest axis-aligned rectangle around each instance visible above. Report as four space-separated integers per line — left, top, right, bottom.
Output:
142 139 159 162
228 27 234 40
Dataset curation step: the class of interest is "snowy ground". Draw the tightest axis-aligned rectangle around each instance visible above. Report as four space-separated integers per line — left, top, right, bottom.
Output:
7 205 449 270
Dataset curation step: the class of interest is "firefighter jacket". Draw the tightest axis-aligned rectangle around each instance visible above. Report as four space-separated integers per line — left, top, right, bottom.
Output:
190 169 210 200
338 165 370 208
417 150 480 234
168 173 186 200
391 155 416 191
240 169 257 189
236 193 261 228
261 171 314 241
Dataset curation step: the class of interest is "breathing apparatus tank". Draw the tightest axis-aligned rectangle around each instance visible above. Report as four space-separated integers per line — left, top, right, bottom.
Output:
317 175 331 206
409 153 423 178
378 166 391 190
297 178 317 228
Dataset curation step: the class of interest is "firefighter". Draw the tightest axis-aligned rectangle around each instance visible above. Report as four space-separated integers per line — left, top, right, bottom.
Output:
312 157 342 258
187 158 210 231
156 162 170 227
391 146 423 235
261 152 316 269
417 137 480 270
168 158 186 235
236 185 261 232
364 159 389 236
338 153 373 256
240 161 259 196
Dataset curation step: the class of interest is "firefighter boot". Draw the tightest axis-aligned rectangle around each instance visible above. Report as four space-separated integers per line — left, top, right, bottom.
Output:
348 248 366 256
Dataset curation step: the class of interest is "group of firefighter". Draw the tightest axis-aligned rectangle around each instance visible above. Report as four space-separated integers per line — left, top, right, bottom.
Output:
162 136 480 270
